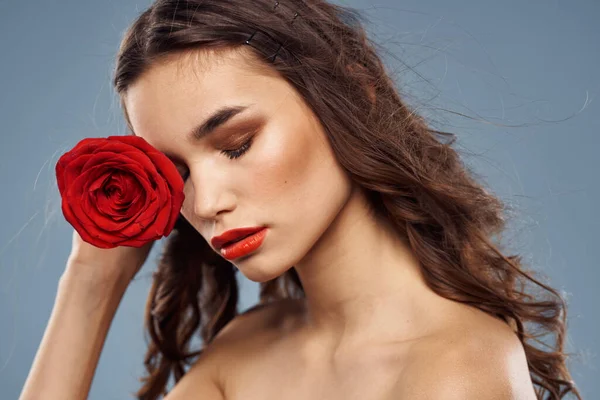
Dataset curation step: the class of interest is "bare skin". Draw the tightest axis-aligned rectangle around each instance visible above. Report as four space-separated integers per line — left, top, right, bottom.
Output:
123 47 536 399
167 296 535 399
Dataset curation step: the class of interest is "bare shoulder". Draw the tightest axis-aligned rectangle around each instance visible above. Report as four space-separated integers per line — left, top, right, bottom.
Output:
164 299 294 399
395 308 537 400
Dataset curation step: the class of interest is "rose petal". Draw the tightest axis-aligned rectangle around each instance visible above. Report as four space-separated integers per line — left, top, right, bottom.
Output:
58 154 94 195
61 194 115 248
56 135 186 247
68 172 135 237
88 175 148 232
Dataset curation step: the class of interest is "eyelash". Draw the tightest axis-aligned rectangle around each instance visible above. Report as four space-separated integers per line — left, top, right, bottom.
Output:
179 136 254 181
222 136 254 160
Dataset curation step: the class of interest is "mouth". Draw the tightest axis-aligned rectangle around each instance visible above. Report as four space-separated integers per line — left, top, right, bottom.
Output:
222 233 255 248
219 228 268 260
211 226 267 250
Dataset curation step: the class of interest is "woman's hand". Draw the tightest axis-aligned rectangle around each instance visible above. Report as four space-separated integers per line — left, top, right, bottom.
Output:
65 228 156 285
19 228 155 400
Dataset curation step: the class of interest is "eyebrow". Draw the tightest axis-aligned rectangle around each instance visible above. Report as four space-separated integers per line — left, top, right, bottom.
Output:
131 104 251 142
191 104 252 141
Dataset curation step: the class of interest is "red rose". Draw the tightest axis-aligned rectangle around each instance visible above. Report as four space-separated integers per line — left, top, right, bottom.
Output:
55 135 185 249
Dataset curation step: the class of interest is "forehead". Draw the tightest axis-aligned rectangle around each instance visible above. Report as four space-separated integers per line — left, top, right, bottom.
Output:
125 50 253 114
123 48 277 143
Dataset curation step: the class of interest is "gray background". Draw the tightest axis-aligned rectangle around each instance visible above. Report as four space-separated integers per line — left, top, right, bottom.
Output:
0 0 597 398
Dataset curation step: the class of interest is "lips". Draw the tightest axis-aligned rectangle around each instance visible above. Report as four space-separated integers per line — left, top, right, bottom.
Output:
222 233 254 247
211 227 265 250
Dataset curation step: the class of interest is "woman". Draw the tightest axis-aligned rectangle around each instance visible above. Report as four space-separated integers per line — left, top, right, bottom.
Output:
20 0 581 399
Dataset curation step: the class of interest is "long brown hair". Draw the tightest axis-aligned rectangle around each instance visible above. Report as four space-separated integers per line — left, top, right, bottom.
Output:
112 1 581 398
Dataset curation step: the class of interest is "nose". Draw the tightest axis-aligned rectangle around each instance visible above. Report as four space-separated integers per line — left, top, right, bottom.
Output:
187 163 235 221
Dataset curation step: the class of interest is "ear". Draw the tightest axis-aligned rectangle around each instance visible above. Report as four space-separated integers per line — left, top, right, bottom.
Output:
347 62 376 105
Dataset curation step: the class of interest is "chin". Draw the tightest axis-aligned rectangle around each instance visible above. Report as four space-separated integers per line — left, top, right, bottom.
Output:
233 253 294 283
238 269 281 283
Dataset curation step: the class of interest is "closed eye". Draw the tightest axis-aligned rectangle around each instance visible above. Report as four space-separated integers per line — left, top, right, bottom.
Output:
221 136 254 160
178 136 255 182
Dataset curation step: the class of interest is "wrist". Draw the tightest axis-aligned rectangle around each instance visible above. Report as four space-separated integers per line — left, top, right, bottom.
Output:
61 260 132 297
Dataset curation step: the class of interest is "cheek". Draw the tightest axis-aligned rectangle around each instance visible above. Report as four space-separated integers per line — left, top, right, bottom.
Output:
249 123 351 223
180 182 193 215
251 141 310 200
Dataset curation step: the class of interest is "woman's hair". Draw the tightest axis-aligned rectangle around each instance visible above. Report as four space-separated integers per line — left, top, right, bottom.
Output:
112 1 581 399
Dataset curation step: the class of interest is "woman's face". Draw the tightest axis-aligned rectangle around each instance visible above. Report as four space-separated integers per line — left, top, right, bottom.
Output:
124 48 353 282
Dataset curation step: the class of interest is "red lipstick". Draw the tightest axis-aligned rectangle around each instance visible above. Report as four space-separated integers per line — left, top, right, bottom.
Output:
211 227 268 260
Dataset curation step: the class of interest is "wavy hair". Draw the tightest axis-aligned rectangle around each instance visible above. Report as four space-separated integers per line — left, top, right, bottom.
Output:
112 1 581 398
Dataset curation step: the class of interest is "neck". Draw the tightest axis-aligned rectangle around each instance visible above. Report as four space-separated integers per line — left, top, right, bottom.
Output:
293 187 452 353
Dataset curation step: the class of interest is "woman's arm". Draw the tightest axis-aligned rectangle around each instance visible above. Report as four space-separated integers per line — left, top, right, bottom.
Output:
19 263 130 400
